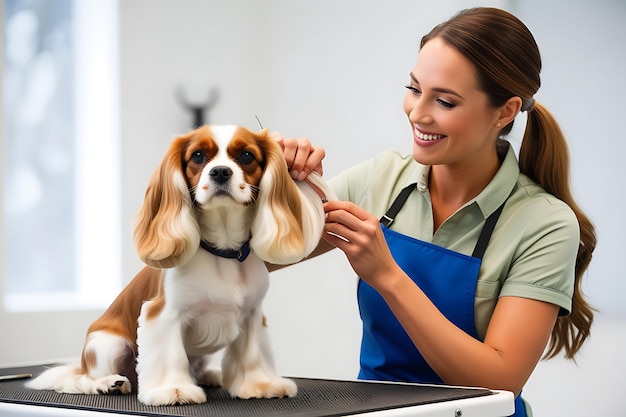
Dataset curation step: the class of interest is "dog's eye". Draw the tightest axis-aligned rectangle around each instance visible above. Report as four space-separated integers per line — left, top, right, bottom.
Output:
237 151 255 165
191 150 206 164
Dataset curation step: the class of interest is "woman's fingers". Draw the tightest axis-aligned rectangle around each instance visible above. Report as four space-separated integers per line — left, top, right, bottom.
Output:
272 131 325 180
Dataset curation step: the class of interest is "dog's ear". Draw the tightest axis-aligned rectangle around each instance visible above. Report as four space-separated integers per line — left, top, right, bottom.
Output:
250 133 335 264
133 133 200 269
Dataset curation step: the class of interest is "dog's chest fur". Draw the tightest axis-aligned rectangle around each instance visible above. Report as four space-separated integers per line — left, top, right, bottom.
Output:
162 249 270 356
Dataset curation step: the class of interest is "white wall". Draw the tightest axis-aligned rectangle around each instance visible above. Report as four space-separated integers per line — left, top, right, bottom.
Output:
2 0 624 415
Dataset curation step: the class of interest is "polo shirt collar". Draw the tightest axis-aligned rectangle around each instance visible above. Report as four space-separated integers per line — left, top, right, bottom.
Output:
417 164 430 194
476 141 519 217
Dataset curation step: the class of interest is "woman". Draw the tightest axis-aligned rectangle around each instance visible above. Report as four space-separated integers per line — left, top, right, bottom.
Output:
275 8 596 417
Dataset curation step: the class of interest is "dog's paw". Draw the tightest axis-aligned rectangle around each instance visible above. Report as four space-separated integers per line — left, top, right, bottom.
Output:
138 383 206 406
230 376 297 399
94 375 131 395
197 368 222 387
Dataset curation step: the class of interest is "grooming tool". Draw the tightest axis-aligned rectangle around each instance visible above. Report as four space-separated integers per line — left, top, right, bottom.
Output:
0 373 32 382
255 114 264 129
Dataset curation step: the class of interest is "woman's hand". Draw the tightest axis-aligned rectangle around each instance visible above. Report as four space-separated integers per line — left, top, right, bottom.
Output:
322 200 402 287
271 131 325 181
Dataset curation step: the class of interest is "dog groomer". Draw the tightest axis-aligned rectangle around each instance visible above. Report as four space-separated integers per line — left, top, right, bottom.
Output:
274 8 596 417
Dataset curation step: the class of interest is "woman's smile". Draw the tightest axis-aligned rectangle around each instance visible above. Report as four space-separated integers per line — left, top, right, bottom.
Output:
413 125 447 145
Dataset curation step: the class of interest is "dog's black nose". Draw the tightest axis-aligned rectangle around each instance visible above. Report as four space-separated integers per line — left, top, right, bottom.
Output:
209 166 233 184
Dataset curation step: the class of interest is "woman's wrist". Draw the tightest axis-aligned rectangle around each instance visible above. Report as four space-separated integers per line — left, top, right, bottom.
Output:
370 264 412 299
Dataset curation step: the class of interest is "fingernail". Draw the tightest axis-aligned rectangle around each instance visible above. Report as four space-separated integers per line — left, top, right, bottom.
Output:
291 170 299 179
297 171 307 181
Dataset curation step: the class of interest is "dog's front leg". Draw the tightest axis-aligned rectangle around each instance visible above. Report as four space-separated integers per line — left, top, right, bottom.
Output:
136 302 206 406
222 309 297 399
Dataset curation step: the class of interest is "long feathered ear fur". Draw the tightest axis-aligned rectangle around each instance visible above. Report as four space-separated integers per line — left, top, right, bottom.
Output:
250 133 336 264
133 133 200 269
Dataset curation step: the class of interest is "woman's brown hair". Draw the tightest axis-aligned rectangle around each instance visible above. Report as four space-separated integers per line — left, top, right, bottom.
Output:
421 7 596 359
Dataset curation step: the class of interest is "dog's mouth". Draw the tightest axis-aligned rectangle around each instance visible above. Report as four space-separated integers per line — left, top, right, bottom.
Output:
193 183 253 207
213 186 232 197
200 189 233 204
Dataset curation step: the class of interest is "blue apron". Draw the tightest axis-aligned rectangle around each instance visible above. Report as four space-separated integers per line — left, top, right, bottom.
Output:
357 183 525 417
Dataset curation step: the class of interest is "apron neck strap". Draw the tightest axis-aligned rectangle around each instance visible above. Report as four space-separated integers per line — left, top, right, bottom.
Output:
471 202 505 259
380 183 416 227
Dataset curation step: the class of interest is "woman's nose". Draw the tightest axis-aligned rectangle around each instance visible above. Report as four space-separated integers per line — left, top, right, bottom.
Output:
408 100 433 125
406 97 433 125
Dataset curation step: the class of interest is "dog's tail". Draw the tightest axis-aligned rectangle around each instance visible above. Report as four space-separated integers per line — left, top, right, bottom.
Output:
26 332 133 394
26 363 88 393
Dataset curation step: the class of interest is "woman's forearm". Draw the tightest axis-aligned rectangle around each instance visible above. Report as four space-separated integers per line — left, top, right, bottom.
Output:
375 267 557 395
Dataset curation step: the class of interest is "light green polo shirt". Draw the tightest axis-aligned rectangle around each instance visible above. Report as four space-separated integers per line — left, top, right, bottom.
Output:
328 141 578 340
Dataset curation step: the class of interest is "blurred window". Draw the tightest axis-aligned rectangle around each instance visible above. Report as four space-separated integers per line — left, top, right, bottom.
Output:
2 0 120 311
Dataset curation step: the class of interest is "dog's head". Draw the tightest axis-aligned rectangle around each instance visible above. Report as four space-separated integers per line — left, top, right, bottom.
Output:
133 125 332 269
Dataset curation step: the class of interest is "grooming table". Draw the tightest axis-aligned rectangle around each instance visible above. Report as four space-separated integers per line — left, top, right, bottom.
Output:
0 365 514 417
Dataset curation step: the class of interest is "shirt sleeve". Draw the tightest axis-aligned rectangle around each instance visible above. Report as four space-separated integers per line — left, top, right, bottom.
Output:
328 152 388 204
498 195 580 316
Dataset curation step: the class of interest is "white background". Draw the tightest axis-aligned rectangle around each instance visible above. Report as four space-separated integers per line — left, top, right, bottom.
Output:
1 1 624 415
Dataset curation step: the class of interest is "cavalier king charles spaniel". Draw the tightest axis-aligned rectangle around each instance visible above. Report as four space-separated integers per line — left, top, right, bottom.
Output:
26 125 334 406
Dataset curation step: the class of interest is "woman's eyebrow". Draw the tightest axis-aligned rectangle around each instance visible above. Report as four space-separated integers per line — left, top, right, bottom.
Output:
409 72 465 100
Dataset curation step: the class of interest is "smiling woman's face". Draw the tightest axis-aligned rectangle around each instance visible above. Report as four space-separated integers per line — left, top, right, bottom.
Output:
403 37 501 170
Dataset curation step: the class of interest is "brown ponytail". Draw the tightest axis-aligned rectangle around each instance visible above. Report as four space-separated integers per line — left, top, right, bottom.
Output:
423 7 596 359
521 102 597 359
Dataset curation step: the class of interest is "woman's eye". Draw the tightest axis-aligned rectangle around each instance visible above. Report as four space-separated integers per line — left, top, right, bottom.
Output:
404 85 421 95
405 84 455 109
191 150 206 164
237 151 255 165
437 99 456 109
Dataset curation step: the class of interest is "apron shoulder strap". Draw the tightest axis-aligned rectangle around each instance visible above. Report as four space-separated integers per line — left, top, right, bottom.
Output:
380 183 417 227
471 202 506 259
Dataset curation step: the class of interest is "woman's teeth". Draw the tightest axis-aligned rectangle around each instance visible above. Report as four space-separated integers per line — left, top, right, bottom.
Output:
416 131 445 141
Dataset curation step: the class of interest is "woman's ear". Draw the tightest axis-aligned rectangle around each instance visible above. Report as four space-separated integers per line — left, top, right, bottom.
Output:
249 134 332 265
133 134 200 269
496 96 523 127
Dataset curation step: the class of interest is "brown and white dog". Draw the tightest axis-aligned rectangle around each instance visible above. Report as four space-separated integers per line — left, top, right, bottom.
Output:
26 125 333 406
